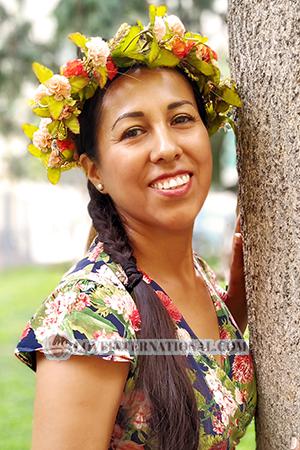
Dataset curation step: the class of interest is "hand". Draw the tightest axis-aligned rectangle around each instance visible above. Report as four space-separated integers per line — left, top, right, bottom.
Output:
225 214 247 333
290 436 300 450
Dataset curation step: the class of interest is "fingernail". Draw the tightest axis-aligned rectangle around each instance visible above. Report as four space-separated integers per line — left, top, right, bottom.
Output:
290 436 298 449
234 232 242 242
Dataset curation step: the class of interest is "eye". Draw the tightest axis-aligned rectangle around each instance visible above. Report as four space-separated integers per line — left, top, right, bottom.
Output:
172 114 196 125
121 127 144 140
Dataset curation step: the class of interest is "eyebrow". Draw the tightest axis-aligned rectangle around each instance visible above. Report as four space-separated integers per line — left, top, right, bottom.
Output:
111 100 195 131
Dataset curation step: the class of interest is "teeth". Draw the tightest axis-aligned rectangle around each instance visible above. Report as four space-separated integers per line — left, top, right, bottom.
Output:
151 174 190 190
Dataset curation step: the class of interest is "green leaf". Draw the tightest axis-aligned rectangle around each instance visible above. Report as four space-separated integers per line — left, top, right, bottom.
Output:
32 62 53 84
150 48 179 67
47 167 61 184
188 55 215 76
22 123 38 140
69 76 89 94
185 32 208 44
47 120 59 136
96 66 107 88
32 107 50 118
120 25 142 53
219 86 242 107
68 310 117 337
28 144 42 157
156 5 167 17
84 83 97 99
47 96 64 120
149 5 156 25
148 39 160 63
65 115 80 134
57 122 67 140
68 32 88 49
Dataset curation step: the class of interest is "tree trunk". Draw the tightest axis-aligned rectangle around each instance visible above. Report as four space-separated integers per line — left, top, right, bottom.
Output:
227 1 300 449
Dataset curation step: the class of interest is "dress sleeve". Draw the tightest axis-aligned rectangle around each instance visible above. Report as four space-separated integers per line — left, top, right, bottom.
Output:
14 263 140 373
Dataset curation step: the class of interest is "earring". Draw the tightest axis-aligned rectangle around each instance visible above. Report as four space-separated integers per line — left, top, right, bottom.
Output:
96 183 104 192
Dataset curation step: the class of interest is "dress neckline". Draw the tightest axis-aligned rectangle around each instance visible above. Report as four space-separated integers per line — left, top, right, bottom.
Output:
142 253 227 372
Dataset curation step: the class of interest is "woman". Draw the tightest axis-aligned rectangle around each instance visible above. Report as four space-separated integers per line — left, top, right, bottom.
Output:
15 5 257 449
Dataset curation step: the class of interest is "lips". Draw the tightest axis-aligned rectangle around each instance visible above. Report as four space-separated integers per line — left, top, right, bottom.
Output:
149 169 193 186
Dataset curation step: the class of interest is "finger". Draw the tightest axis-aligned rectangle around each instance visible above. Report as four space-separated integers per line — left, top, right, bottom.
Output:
235 213 241 234
290 436 300 450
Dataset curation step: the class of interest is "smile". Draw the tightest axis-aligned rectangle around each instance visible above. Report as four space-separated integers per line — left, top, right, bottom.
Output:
150 173 191 190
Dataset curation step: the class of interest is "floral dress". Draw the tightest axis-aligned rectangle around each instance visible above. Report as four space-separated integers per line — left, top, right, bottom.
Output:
15 236 257 450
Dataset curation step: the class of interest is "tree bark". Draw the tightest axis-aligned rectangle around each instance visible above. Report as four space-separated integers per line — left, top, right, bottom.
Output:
227 1 300 449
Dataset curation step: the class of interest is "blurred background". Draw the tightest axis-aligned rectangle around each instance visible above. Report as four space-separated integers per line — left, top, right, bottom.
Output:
0 1 254 449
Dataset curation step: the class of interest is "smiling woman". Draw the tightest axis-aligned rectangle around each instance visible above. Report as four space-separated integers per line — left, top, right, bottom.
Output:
15 4 256 450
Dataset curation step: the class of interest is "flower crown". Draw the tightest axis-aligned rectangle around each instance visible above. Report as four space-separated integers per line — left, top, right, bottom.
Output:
22 4 242 184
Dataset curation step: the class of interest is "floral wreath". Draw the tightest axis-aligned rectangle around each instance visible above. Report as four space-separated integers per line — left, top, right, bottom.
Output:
22 4 242 184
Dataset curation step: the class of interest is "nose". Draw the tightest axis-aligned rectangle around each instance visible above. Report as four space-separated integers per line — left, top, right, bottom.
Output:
149 125 183 164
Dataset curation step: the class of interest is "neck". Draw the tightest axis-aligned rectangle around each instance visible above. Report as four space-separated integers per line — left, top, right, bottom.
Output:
126 222 196 285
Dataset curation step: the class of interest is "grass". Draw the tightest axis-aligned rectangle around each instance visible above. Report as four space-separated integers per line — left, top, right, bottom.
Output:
0 263 255 449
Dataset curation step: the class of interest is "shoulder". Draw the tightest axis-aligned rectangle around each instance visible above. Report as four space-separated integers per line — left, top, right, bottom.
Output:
15 237 140 372
193 252 228 303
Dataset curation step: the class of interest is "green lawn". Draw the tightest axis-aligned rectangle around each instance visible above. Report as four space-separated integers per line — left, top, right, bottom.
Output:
0 264 255 449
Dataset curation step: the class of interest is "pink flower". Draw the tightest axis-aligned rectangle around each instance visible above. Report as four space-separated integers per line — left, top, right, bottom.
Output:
212 415 226 434
155 290 182 322
20 322 31 339
86 37 110 67
33 84 49 103
129 308 141 331
45 74 71 101
232 354 254 384
153 16 166 41
89 241 104 262
48 149 62 168
33 118 52 151
74 292 91 311
166 14 185 36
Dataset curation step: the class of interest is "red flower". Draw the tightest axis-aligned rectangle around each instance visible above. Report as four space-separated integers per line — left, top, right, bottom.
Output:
129 308 141 331
232 354 254 384
155 290 182 322
210 441 228 450
56 139 76 153
62 59 88 78
171 37 195 59
219 326 231 340
196 44 218 63
106 57 118 80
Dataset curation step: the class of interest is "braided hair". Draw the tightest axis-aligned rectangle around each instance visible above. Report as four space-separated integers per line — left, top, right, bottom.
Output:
76 66 207 450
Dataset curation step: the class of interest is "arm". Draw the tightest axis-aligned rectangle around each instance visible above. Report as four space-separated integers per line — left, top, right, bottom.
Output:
32 351 130 450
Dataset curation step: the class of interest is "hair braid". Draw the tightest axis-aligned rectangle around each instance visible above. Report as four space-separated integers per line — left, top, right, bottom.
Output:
87 180 200 449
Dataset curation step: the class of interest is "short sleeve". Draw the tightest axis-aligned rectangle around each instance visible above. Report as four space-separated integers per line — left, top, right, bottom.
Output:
14 262 140 372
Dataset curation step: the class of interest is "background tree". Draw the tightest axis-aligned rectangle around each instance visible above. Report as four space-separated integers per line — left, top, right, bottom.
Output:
228 1 300 448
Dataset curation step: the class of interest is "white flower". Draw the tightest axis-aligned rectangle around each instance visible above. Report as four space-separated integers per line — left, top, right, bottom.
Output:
33 84 50 103
86 37 110 67
45 75 71 101
177 327 192 341
153 16 166 41
166 14 185 36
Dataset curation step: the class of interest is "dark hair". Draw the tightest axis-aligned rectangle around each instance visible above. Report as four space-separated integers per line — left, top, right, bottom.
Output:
75 66 207 449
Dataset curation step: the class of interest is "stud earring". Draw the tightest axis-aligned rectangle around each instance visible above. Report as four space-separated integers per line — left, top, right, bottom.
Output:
96 183 104 192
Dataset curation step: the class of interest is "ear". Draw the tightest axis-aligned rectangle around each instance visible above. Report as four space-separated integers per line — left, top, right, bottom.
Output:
79 153 107 193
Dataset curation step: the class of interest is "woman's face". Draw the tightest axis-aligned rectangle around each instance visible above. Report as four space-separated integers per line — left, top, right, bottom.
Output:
85 67 212 233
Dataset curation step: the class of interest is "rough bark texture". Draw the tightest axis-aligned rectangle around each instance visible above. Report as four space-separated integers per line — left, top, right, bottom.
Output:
227 1 300 449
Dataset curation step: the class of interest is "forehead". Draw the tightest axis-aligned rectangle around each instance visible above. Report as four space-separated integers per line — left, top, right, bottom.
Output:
100 67 196 119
